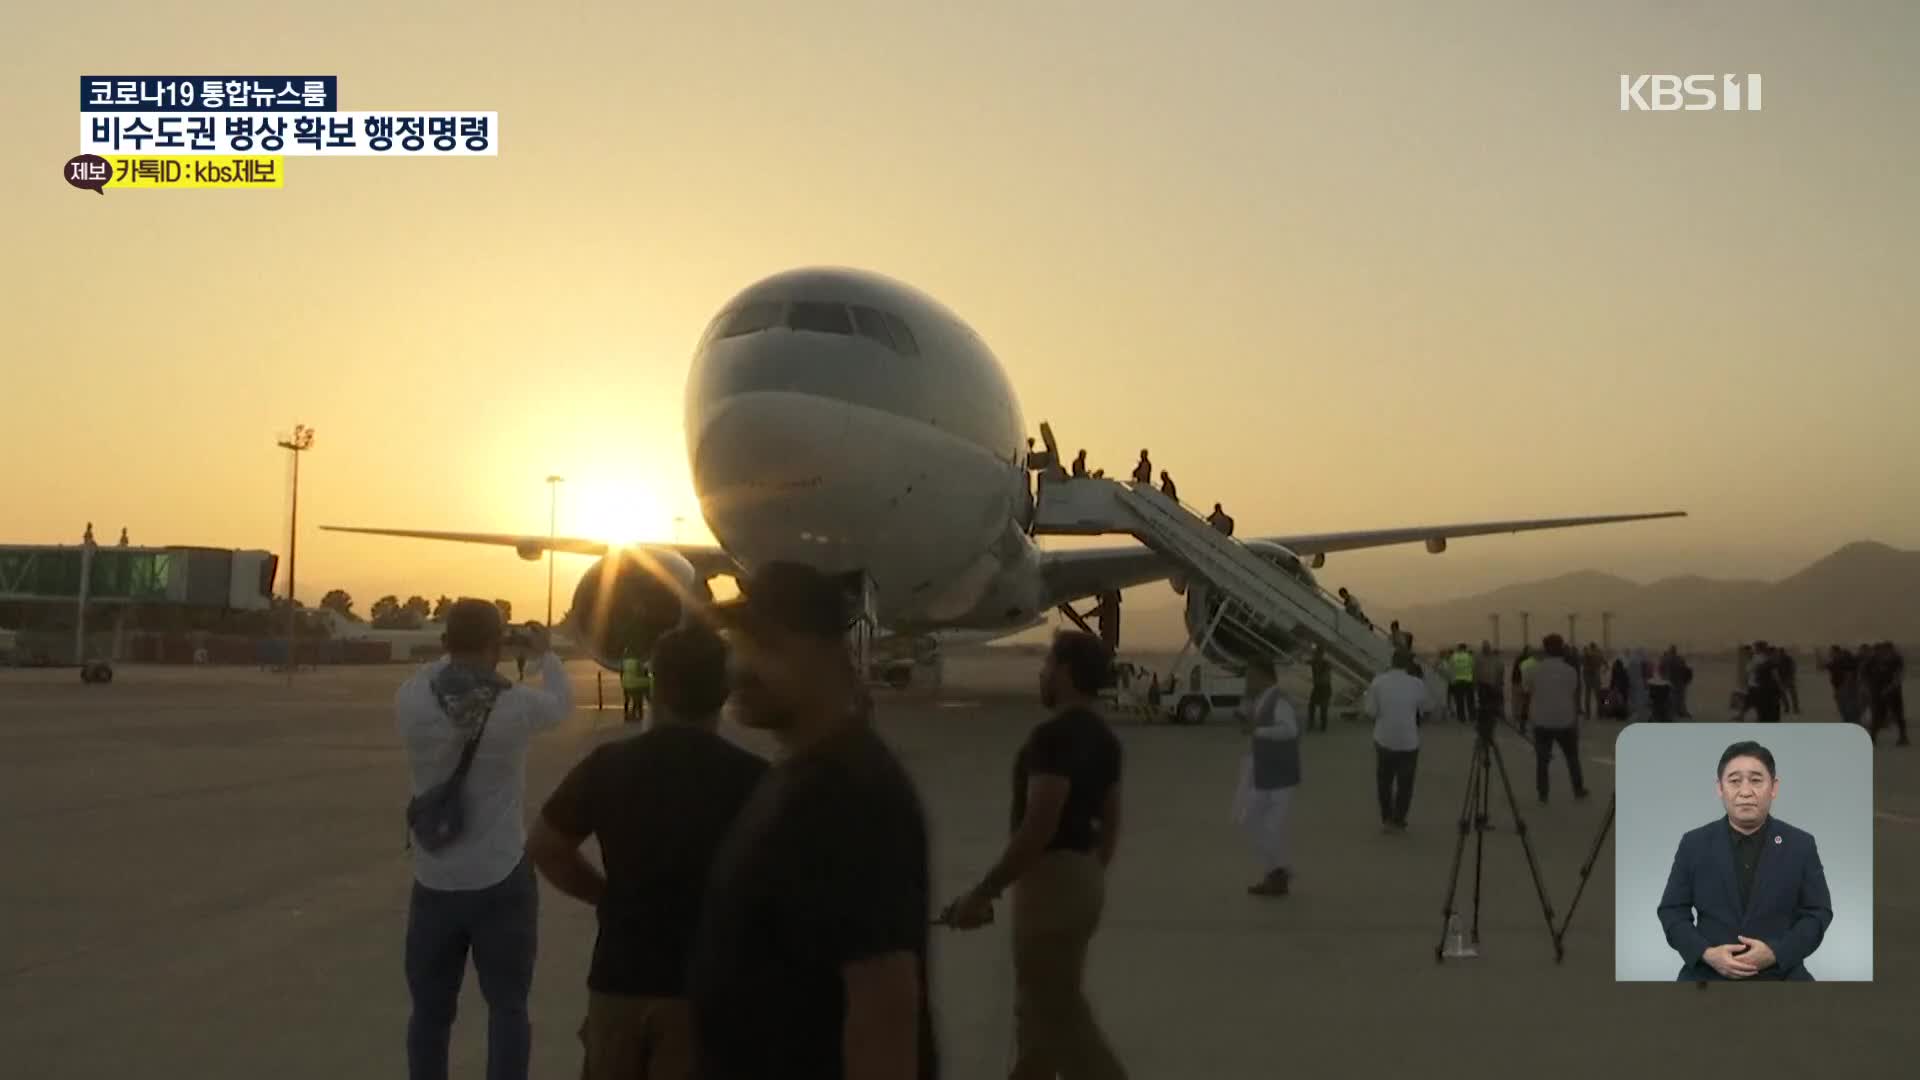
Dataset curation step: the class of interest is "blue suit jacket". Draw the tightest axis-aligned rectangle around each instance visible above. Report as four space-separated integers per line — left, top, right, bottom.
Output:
1656 815 1833 981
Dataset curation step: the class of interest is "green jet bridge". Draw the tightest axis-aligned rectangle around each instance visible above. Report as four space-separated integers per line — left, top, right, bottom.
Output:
0 543 278 665
1029 459 1396 686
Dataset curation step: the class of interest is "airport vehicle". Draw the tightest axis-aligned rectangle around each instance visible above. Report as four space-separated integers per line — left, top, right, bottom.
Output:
325 268 1683 684
1152 662 1247 726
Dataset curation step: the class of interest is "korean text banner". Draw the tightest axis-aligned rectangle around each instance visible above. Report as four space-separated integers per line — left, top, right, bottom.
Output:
81 77 338 112
81 112 498 156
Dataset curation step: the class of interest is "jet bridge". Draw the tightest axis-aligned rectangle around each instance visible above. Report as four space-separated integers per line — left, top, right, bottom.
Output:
1032 475 1396 684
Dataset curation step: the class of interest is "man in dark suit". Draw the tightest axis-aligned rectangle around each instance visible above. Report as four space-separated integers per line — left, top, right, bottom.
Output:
1657 740 1833 981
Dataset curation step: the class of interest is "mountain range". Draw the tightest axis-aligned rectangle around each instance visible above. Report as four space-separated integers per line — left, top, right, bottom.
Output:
1381 541 1920 652
1073 541 1920 653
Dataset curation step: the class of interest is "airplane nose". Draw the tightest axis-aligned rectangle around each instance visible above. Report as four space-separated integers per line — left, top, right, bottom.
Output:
692 391 850 547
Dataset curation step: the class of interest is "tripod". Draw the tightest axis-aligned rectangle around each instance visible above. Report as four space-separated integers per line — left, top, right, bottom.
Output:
1552 792 1614 962
1435 716 1561 962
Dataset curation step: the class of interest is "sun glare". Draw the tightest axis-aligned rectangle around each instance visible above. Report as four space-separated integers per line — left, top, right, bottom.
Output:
568 480 671 547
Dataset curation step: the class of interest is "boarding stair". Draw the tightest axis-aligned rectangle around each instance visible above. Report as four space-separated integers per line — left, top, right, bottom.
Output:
1032 474 1397 685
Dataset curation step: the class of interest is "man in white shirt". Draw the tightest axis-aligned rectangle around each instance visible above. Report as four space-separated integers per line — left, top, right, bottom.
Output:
398 599 574 1080
1234 656 1301 896
1365 650 1429 833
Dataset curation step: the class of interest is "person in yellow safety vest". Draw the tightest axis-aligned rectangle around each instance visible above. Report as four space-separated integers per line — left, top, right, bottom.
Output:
1448 644 1477 726
620 650 649 723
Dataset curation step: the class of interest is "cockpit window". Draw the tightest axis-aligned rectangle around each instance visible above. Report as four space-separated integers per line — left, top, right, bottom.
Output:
718 301 784 339
850 305 896 350
787 301 853 335
882 311 919 356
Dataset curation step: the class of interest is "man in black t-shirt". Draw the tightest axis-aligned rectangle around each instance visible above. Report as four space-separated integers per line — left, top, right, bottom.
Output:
946 630 1128 1080
689 561 938 1080
528 624 768 1080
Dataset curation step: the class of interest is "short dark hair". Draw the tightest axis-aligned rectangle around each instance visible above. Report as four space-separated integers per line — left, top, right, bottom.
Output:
1717 740 1776 780
652 624 730 720
717 561 856 640
1050 630 1112 694
444 598 504 653
1543 634 1565 656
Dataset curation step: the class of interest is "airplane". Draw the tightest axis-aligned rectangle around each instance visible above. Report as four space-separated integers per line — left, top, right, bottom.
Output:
324 266 1683 685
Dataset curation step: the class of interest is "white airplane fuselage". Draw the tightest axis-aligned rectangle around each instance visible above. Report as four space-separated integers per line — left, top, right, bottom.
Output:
685 267 1051 634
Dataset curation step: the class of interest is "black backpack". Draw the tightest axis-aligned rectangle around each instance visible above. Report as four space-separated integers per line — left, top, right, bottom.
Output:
405 704 495 853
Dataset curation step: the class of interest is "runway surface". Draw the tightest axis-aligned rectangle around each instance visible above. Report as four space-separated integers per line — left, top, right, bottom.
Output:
2 650 1915 1079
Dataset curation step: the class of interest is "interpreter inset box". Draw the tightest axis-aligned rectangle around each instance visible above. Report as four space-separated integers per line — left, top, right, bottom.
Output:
1613 723 1872 982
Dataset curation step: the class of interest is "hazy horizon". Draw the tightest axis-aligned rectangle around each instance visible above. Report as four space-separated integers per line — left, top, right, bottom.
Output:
8 2 1917 620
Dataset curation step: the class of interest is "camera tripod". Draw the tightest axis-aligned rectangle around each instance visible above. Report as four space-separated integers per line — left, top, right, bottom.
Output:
1551 791 1614 962
1435 715 1562 962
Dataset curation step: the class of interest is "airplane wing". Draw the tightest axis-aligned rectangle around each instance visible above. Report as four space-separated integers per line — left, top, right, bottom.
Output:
1258 511 1687 557
318 525 739 578
1038 510 1685 608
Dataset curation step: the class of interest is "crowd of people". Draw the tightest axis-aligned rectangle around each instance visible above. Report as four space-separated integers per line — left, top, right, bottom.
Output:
1027 442 1241 535
395 558 1906 1080
398 571 1134 1080
1818 642 1908 745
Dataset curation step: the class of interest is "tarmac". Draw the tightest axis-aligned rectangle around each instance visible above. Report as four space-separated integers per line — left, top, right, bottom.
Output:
2 649 1915 1079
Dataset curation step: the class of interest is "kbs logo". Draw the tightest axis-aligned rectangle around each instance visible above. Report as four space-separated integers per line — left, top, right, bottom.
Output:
1619 74 1762 111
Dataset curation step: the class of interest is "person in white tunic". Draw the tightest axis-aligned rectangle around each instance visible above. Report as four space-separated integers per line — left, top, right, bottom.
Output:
1233 656 1301 897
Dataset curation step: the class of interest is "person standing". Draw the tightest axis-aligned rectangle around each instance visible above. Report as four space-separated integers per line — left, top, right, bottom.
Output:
1233 656 1301 897
1130 451 1152 485
1779 648 1801 716
1865 642 1909 746
689 562 938 1080
1158 471 1178 501
1732 644 1754 720
1824 645 1863 727
1748 643 1784 724
1670 646 1694 718
1581 644 1606 720
1523 635 1589 803
946 630 1128 1080
398 605 573 1080
1306 644 1333 733
1338 588 1371 628
620 646 645 724
1607 656 1631 721
1474 642 1505 725
1625 648 1649 724
1447 643 1476 725
1365 650 1429 833
1206 503 1235 536
1648 650 1674 723
528 625 768 1080
1511 646 1536 734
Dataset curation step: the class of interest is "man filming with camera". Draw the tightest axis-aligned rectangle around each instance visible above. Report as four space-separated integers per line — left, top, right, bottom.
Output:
397 600 574 1080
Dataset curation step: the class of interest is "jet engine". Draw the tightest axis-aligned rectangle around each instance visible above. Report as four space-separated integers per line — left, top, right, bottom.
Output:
1180 540 1321 667
566 547 709 669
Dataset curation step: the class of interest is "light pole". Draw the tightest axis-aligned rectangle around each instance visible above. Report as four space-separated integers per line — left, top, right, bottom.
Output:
1601 611 1616 654
1519 611 1531 651
545 475 564 626
1489 613 1501 653
277 425 315 680
1568 613 1579 651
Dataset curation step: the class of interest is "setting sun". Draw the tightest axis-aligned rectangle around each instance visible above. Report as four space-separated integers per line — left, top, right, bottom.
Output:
564 477 672 547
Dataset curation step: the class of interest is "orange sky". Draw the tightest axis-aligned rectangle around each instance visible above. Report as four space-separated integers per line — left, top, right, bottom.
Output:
5 2 1917 618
